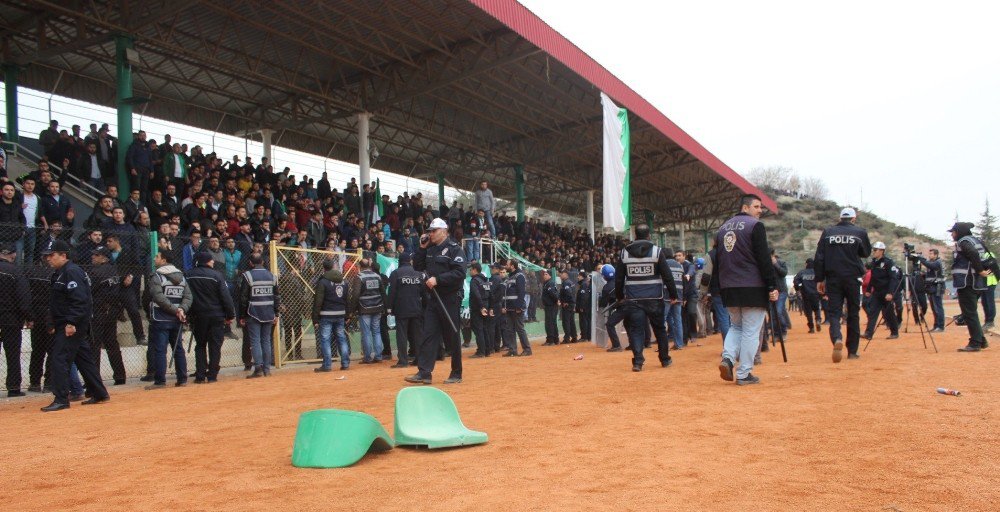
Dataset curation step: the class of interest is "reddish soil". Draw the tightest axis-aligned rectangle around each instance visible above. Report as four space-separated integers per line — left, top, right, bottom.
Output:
3 311 998 511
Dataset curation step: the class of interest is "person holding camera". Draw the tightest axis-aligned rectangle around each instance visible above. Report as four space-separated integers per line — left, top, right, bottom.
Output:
863 242 901 342
916 248 946 332
949 222 995 352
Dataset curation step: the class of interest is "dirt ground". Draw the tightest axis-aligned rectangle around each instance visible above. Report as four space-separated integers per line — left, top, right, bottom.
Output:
3 309 998 512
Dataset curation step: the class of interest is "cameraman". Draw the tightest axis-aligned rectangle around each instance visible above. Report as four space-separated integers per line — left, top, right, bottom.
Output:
949 222 995 352
916 248 945 332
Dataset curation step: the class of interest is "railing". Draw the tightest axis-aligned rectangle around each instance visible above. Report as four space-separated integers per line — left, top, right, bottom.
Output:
4 140 103 202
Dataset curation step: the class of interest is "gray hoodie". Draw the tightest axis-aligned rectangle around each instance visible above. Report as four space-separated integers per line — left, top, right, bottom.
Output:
474 188 495 213
148 264 193 315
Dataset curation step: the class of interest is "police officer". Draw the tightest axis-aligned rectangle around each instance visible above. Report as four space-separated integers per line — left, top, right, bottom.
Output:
597 264 625 352
793 258 823 333
501 259 531 357
541 270 560 345
863 242 901 341
146 250 193 389
558 269 577 343
40 240 110 412
239 253 280 376
715 195 778 385
26 264 54 393
917 249 946 332
949 222 994 352
814 207 872 363
489 262 505 353
468 262 493 357
88 246 127 385
186 251 235 383
356 258 386 363
0 243 31 397
576 270 592 342
614 223 679 372
387 252 424 367
405 218 466 384
666 251 686 350
313 259 355 371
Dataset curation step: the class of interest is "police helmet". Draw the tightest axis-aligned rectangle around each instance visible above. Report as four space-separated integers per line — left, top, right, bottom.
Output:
873 241 886 250
601 264 615 280
696 257 705 270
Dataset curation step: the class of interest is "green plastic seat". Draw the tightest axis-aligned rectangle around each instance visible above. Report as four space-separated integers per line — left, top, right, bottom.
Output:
393 387 488 449
291 409 394 468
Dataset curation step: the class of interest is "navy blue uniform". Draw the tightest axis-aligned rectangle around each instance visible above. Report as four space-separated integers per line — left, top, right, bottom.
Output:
469 273 493 355
814 220 872 354
502 269 531 354
864 256 901 337
49 261 109 406
0 260 31 393
541 277 560 344
388 263 425 363
413 238 466 380
88 262 127 384
793 267 822 331
576 277 592 341
614 240 680 369
599 280 624 349
186 264 236 381
559 279 577 342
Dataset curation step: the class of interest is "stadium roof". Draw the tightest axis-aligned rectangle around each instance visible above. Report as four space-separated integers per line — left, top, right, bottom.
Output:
0 0 776 224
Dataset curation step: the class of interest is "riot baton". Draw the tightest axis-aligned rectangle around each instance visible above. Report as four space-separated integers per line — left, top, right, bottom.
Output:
770 301 788 363
430 287 459 334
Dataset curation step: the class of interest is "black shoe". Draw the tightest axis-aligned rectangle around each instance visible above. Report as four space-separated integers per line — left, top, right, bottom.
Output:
175 381 187 387
502 351 519 357
982 340 990 349
816 324 822 332
194 378 208 383
929 327 944 333
643 342 651 348
606 347 623 352
113 379 127 385
957 344 982 352
136 337 147 346
404 374 431 385
736 374 761 386
69 393 85 402
7 390 26 397
82 396 110 405
207 378 218 383
470 353 487 359
314 367 333 373
144 383 167 390
390 363 409 368
862 333 873 341
521 350 532 356
661 358 672 368
41 401 70 412
246 368 265 378
444 376 462 384
139 375 155 382
359 359 373 365
847 353 860 360
632 364 642 372
244 364 254 371
719 358 734 381
27 385 42 393
462 342 471 348
808 328 815 334
886 333 899 340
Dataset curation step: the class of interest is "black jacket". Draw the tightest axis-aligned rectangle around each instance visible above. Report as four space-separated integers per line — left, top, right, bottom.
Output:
185 264 236 320
0 260 31 324
87 262 121 319
50 262 92 327
867 257 901 295
814 220 872 280
0 198 26 242
387 264 424 319
542 279 559 307
613 239 680 303
469 273 492 313
413 238 466 297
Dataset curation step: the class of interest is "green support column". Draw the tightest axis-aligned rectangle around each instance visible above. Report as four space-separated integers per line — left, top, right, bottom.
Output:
704 230 710 252
437 172 445 215
115 35 134 202
3 64 19 143
514 165 525 222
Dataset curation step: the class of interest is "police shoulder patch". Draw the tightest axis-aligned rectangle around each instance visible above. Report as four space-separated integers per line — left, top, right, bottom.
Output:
455 256 464 263
67 281 78 289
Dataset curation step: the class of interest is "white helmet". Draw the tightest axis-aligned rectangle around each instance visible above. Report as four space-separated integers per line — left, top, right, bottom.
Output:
873 241 886 250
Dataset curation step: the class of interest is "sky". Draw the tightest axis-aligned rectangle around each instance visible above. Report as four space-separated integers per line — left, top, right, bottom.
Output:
517 0 1000 240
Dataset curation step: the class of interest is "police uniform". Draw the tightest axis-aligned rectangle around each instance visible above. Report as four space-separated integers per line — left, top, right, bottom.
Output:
541 275 560 345
469 271 493 356
864 254 901 338
666 258 686 349
949 222 991 351
148 262 193 386
411 233 466 382
388 258 424 365
793 262 822 332
576 273 592 342
917 255 945 330
356 268 386 362
238 264 280 376
559 278 577 342
87 250 127 384
489 267 505 353
813 211 872 356
0 248 31 395
614 238 679 371
44 242 110 409
185 253 236 382
313 268 352 370
502 266 531 356
26 265 54 391
598 278 624 350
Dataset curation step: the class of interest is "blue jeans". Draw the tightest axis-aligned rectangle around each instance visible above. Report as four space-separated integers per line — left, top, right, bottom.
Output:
776 292 790 334
483 211 496 237
665 302 684 348
711 295 731 338
69 363 84 396
722 307 766 380
246 319 274 371
317 318 349 369
150 322 187 384
929 293 945 329
464 237 480 261
359 314 383 362
981 285 996 323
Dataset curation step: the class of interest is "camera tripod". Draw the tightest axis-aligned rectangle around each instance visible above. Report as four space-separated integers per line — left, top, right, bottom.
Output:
864 255 938 353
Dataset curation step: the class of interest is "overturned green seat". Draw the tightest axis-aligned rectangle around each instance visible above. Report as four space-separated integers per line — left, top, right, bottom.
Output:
291 409 393 468
393 387 488 449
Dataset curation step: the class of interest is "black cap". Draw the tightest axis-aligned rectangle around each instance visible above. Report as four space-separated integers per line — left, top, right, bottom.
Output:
93 246 113 259
948 222 975 233
398 252 412 264
41 240 72 255
196 251 214 265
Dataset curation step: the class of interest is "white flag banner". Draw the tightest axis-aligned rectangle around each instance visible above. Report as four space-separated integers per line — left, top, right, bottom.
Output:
601 92 630 232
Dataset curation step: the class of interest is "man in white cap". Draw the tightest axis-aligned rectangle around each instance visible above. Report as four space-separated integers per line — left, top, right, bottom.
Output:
405 218 467 384
813 207 872 362
863 241 901 342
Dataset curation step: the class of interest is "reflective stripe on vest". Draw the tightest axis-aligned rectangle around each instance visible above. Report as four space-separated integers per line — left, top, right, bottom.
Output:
953 236 988 290
621 244 663 300
151 274 186 322
358 271 383 309
245 268 276 322
319 278 347 317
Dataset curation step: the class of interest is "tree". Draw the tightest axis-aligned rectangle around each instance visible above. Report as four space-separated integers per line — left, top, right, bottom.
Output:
977 198 999 249
747 166 794 191
800 176 829 199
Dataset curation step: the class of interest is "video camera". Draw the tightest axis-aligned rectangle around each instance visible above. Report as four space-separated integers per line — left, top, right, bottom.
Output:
903 242 921 263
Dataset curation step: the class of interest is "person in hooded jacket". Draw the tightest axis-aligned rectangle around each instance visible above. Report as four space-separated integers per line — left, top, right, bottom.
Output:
145 250 193 389
313 259 357 371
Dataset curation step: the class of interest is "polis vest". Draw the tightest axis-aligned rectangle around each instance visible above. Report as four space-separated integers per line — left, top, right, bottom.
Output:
318 278 347 317
358 270 384 311
620 242 663 300
244 268 276 322
503 271 523 308
151 273 187 323
666 259 685 298
716 215 765 289
953 236 988 290
799 269 819 295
